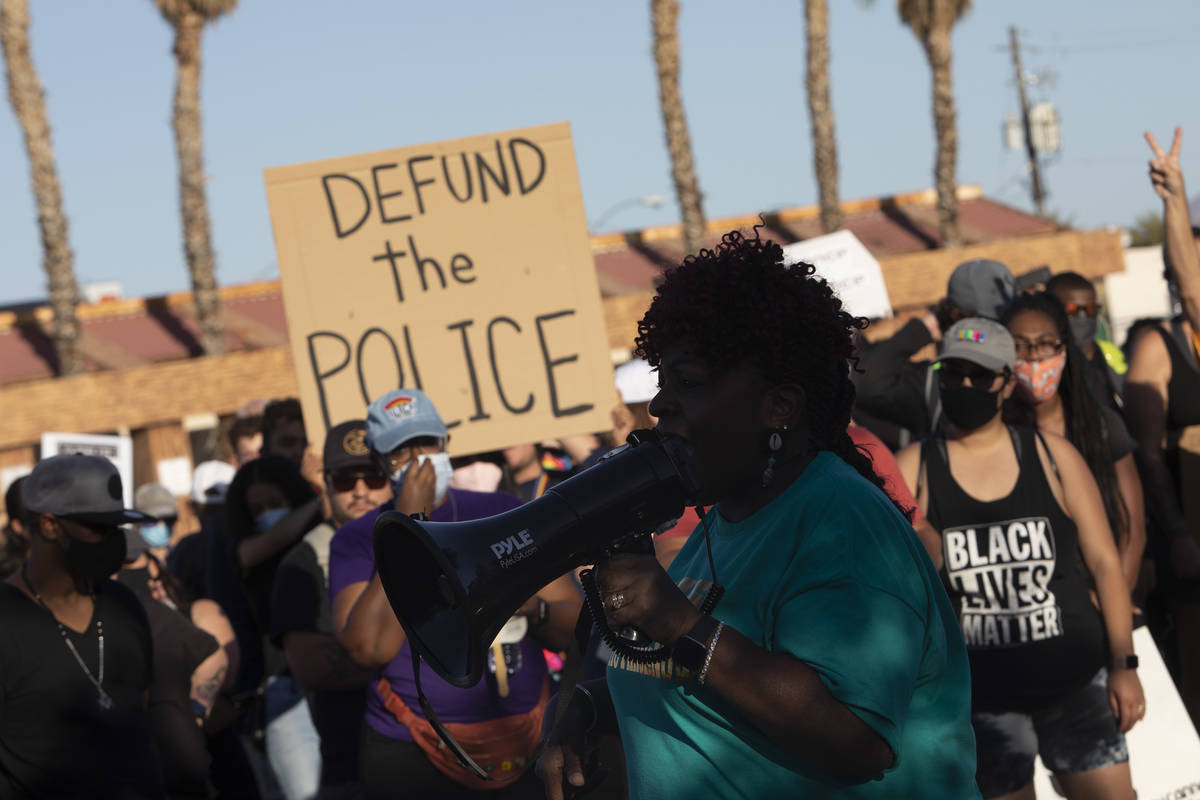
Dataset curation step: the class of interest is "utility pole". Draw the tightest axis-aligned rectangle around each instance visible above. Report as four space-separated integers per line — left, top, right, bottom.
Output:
1009 26 1047 216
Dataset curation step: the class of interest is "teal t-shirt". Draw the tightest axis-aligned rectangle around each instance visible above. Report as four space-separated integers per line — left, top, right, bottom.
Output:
607 451 979 799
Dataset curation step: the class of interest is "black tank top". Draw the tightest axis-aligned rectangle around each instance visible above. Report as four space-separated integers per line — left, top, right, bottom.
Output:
1154 322 1200 435
924 426 1106 712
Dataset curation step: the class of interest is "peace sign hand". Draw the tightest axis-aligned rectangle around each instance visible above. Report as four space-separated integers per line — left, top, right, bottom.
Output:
1146 127 1185 201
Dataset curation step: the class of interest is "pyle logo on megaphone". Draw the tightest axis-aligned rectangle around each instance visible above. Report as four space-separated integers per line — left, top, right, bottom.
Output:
490 530 538 568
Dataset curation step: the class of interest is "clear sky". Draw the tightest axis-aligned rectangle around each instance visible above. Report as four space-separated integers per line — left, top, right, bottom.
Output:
3 0 1199 305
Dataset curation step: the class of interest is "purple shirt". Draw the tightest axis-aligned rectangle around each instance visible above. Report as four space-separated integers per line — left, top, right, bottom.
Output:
328 488 546 741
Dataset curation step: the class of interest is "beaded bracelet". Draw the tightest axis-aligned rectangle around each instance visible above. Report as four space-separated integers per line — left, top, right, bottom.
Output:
697 622 725 686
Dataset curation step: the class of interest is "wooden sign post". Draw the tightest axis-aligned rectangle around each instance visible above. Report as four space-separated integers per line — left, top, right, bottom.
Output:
265 122 613 456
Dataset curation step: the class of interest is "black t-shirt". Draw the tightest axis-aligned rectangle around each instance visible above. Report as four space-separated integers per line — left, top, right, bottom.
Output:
0 579 163 799
118 572 220 799
166 530 207 603
1100 405 1137 463
269 524 366 786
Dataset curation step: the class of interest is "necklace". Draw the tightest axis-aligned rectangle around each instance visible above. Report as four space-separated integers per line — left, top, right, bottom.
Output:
21 563 112 711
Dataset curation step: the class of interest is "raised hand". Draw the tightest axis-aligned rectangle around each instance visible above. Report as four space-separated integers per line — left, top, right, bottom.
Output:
1146 126 1185 201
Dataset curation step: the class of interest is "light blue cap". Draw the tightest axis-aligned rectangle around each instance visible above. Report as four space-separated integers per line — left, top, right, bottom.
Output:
365 388 448 455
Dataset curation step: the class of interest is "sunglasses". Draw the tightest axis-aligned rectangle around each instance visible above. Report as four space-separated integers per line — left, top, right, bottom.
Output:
327 470 388 493
938 363 1007 389
1062 302 1099 317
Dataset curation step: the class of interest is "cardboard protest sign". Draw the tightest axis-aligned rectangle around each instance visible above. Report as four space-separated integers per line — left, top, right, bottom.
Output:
265 122 613 456
41 432 134 507
781 230 893 320
1033 627 1200 798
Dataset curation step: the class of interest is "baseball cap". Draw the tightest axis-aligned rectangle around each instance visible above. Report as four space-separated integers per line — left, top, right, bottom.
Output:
615 358 658 404
946 259 1016 319
134 483 177 520
324 420 375 473
937 318 1016 372
366 389 448 455
191 460 236 506
22 454 151 526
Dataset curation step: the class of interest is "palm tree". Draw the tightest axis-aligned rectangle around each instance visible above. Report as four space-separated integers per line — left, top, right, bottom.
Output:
153 0 238 356
898 0 970 248
805 0 841 234
1 0 83 375
651 0 705 255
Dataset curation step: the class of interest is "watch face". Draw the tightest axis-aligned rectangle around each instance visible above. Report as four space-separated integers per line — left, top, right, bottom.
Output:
673 636 708 672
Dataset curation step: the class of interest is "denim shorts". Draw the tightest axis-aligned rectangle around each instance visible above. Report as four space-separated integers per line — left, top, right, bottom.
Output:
971 667 1129 798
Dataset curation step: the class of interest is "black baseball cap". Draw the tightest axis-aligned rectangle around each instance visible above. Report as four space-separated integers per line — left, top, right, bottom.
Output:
323 420 377 474
22 454 152 527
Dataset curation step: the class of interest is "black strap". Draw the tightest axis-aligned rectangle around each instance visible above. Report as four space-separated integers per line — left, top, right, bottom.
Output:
411 602 595 782
916 438 929 500
1031 428 1060 481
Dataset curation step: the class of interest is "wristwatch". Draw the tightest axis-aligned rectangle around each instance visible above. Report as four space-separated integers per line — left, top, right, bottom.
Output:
1113 654 1139 670
672 615 720 672
526 597 548 629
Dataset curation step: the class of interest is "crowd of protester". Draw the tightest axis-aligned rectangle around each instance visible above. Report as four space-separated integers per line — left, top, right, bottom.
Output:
2 129 1200 800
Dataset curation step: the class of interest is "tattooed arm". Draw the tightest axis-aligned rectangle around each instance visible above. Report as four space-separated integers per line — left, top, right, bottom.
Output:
190 599 239 693
190 645 229 724
284 630 377 692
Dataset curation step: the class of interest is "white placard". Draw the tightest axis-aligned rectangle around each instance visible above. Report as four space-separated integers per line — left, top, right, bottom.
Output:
781 230 893 320
40 432 134 508
156 457 193 499
1033 627 1200 798
0 464 33 497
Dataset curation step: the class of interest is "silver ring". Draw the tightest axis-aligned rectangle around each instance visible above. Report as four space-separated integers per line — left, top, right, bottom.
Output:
607 592 625 611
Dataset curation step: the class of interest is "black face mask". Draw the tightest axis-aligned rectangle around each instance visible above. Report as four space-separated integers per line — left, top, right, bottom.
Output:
940 384 1002 431
60 532 127 585
1069 315 1098 352
116 565 151 597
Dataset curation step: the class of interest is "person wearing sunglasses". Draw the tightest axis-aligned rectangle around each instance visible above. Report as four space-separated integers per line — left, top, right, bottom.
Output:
331 389 582 799
897 319 1143 799
268 419 391 798
1045 272 1126 414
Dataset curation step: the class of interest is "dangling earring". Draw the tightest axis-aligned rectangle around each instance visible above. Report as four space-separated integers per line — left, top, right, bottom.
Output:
762 425 788 487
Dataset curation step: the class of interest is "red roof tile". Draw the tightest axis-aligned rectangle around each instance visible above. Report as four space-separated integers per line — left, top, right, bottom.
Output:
0 186 1058 387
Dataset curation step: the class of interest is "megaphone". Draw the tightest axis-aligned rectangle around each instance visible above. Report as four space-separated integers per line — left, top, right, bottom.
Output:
373 430 698 688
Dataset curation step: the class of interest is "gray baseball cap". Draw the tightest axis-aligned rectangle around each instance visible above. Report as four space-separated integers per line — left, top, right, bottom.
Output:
366 388 448 455
946 259 1016 319
937 318 1016 372
22 454 151 526
134 483 177 519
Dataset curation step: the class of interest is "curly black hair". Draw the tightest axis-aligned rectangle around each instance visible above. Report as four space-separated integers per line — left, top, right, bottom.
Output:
1002 292 1129 546
635 229 909 518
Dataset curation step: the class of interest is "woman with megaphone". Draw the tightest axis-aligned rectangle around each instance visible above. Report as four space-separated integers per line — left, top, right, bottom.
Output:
536 229 979 800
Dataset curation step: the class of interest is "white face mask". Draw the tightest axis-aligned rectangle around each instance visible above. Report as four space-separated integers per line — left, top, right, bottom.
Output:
390 452 454 505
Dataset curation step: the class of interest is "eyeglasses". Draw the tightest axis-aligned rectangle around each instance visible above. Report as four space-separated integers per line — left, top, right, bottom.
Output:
937 363 1007 389
327 470 389 493
1013 337 1065 361
1062 302 1099 317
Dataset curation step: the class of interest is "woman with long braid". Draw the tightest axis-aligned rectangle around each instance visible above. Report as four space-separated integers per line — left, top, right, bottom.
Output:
1002 292 1146 592
537 230 978 799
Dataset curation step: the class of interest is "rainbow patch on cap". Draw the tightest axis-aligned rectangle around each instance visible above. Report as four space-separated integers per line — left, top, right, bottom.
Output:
956 329 986 342
384 395 417 420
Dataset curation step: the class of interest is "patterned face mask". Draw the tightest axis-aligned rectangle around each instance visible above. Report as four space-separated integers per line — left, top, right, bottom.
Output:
1014 351 1067 402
